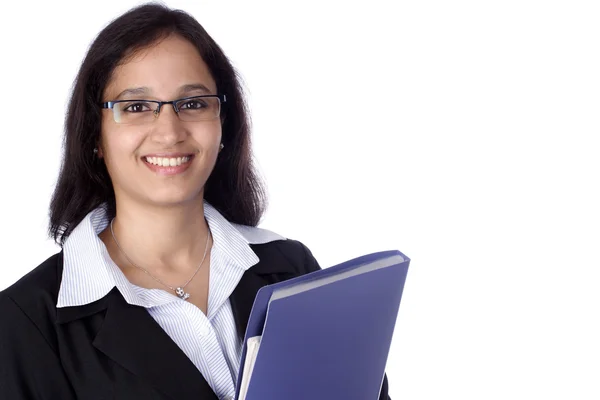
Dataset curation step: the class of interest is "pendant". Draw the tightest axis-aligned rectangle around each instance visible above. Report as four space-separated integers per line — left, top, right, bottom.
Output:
175 287 190 301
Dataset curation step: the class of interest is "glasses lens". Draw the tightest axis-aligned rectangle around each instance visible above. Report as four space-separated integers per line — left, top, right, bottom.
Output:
175 96 221 122
112 101 158 124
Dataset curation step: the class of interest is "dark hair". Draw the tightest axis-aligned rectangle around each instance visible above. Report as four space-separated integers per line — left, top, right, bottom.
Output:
49 3 267 246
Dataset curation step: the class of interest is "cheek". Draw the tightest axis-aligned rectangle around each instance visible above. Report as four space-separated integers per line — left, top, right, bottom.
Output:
193 124 222 151
100 128 146 164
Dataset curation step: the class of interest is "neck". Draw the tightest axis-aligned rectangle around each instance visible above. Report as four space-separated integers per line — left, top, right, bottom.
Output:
105 198 211 274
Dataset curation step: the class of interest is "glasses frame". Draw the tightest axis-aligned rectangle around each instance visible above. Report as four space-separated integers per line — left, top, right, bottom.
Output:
100 94 227 123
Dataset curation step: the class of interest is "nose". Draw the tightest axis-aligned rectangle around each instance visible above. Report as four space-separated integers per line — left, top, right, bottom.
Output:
150 103 187 145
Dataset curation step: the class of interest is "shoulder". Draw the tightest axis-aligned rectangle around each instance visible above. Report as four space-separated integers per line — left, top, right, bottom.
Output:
230 222 321 274
1 251 63 302
250 237 322 275
230 222 287 244
0 252 63 342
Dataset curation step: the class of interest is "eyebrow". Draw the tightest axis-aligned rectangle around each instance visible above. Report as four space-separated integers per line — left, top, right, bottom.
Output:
114 83 213 100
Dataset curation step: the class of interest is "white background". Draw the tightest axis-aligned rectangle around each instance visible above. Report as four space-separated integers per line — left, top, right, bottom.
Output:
1 0 599 398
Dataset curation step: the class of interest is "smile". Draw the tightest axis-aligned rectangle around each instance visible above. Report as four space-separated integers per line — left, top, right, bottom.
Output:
142 155 195 176
143 156 191 166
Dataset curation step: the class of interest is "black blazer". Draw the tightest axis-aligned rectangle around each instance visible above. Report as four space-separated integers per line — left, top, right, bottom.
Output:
0 239 391 399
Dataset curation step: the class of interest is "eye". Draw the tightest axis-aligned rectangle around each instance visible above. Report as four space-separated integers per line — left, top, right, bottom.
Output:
179 98 208 110
122 102 153 113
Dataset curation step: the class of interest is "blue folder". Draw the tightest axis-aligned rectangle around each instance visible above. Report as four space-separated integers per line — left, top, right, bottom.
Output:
234 250 410 400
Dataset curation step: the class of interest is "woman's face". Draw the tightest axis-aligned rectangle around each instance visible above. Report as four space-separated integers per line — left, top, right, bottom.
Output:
99 34 222 209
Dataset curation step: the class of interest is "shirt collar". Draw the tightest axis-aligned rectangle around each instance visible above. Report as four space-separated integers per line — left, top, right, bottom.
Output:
57 201 285 308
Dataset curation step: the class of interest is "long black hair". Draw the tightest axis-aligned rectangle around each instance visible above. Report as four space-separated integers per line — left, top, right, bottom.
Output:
49 3 267 246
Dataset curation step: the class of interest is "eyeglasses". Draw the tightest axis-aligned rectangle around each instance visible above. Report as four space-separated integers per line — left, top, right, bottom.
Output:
101 94 226 125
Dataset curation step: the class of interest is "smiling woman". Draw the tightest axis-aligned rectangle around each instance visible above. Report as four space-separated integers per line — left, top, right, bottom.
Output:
0 3 392 400
97 35 225 210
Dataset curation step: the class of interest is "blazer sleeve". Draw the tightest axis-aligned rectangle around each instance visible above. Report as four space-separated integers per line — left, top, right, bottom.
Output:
0 293 76 399
298 242 393 400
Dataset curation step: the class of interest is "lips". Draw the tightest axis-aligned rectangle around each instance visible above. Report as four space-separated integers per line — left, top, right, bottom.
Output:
143 155 192 167
142 154 195 176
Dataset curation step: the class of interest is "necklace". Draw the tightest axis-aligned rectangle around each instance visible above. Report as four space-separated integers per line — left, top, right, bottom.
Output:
109 218 211 301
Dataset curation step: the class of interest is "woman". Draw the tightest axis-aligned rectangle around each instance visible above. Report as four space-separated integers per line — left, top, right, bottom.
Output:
0 4 391 399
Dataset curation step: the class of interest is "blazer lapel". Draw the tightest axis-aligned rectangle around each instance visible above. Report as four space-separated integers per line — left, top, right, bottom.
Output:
92 289 218 400
230 243 299 340
230 270 270 340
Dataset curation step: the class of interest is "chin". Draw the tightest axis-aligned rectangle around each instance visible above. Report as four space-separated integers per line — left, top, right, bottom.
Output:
142 187 204 207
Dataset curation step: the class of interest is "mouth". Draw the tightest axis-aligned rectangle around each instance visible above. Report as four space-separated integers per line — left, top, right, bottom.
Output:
142 155 194 167
141 154 195 175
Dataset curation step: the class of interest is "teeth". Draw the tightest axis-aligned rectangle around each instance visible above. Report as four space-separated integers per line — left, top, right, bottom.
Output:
145 156 191 166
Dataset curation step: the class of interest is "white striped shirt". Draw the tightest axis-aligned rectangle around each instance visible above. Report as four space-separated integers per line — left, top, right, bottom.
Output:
57 201 286 400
